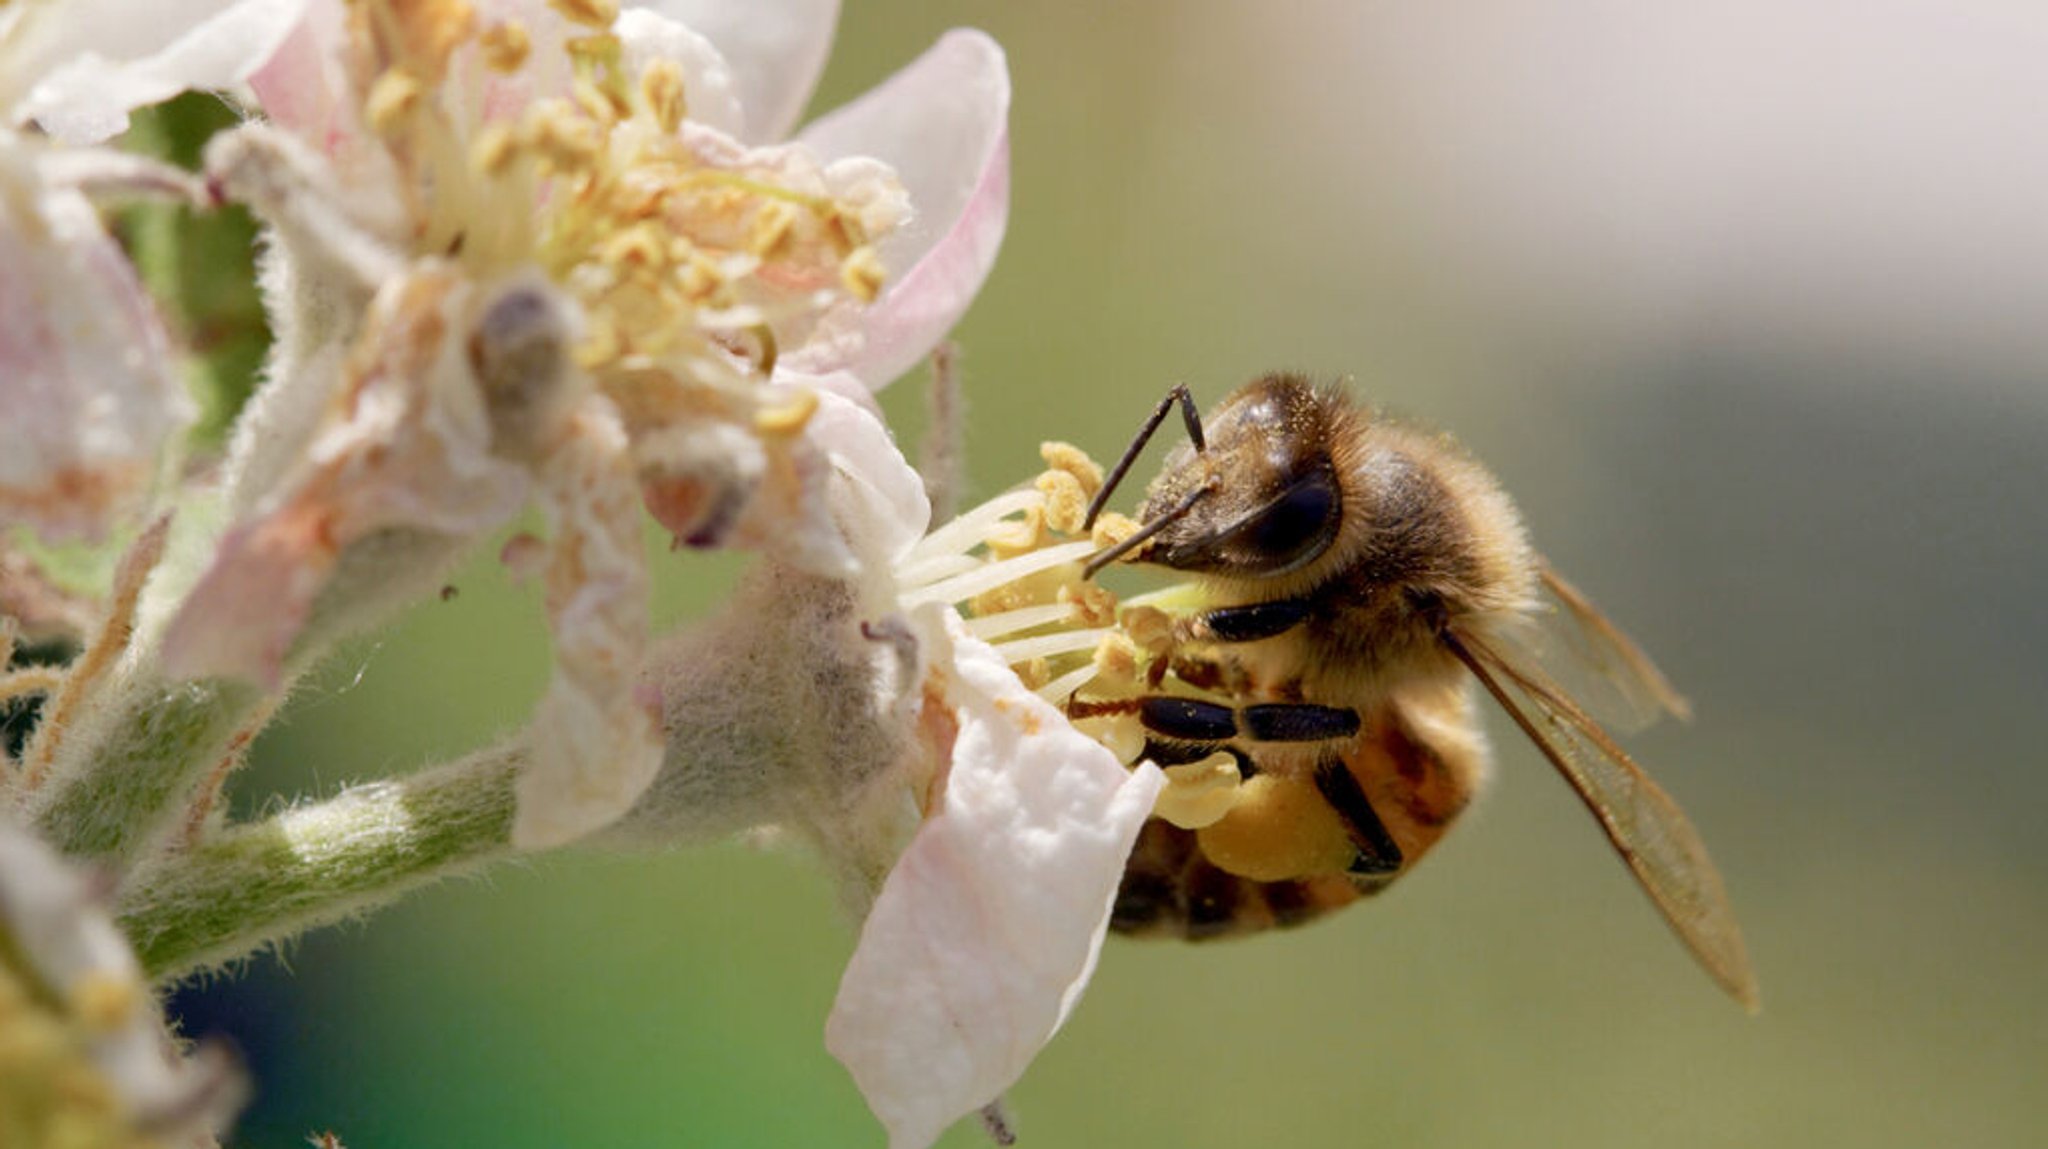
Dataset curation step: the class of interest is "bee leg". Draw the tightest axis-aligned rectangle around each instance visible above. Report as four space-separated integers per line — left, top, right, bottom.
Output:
1191 599 1312 643
1240 702 1360 742
1137 696 1239 742
1313 754 1404 875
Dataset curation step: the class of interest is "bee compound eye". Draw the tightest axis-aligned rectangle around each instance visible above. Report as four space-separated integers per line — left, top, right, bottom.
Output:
1245 468 1340 569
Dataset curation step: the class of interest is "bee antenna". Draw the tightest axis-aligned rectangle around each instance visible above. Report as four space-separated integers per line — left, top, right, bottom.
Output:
1082 477 1213 578
1083 383 1206 531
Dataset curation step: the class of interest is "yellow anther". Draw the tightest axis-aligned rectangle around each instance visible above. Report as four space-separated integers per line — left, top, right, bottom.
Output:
470 122 520 176
66 973 138 1034
384 0 477 80
1014 657 1052 691
565 32 624 69
1036 468 1089 535
840 245 887 303
1118 604 1175 657
1091 630 1144 687
1073 712 1145 766
748 200 799 259
640 58 687 134
597 222 666 270
1091 510 1139 549
365 69 424 133
572 77 626 126
678 252 724 302
549 0 617 29
479 20 531 72
1040 441 1105 499
1061 580 1119 627
754 388 820 437
984 505 1047 559
525 103 602 169
1154 753 1244 830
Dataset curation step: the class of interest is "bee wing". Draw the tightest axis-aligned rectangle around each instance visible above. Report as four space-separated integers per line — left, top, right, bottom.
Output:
1487 562 1692 734
1445 625 1760 1012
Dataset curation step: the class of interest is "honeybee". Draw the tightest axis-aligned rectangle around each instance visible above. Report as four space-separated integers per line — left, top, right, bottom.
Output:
1071 374 1758 1010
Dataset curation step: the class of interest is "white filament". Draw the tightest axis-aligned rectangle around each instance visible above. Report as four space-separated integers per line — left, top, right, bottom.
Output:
899 540 1097 610
964 602 1076 642
991 627 1111 665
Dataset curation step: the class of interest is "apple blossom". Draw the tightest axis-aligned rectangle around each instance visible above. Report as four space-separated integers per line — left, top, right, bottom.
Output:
4 4 1201 1145
0 0 302 541
153 0 1009 848
0 814 245 1145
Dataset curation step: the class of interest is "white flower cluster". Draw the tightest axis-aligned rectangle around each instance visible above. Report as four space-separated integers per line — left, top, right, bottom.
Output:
0 3 1167 1147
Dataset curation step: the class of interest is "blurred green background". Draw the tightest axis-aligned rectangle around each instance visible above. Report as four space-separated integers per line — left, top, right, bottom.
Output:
175 3 2047 1147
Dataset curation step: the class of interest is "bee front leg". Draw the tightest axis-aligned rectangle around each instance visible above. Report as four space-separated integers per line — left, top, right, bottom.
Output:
1187 599 1311 644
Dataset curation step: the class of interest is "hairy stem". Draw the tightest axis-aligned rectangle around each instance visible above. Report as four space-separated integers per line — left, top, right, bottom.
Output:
118 741 525 983
27 675 263 861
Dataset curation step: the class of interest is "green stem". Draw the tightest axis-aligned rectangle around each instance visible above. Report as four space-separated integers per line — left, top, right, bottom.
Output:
28 674 263 862
118 741 524 983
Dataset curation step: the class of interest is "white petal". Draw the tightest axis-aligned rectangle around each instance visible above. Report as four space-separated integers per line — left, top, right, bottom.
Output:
13 0 307 143
791 29 1010 389
0 159 191 541
162 269 528 685
638 0 839 142
244 0 353 148
513 398 663 849
825 618 1165 1149
615 7 745 139
0 818 245 1136
798 375 930 564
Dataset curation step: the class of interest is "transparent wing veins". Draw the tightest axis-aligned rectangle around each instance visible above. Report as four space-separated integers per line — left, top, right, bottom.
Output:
1445 623 1760 1012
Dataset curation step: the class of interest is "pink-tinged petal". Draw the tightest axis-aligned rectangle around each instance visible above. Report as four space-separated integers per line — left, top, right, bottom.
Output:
514 397 663 848
798 376 930 563
164 269 528 685
640 0 839 143
0 169 190 542
825 618 1165 1149
14 0 307 143
245 0 354 151
790 29 1009 389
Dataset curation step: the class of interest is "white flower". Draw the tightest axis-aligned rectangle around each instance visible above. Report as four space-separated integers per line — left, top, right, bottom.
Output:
0 815 245 1142
627 392 1164 1147
0 0 303 541
160 0 1013 851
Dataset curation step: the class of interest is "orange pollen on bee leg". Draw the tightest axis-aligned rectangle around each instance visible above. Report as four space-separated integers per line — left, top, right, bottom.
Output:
1195 773 1359 882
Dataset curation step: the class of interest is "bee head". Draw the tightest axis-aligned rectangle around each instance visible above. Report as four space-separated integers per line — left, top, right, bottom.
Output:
1134 374 1347 579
